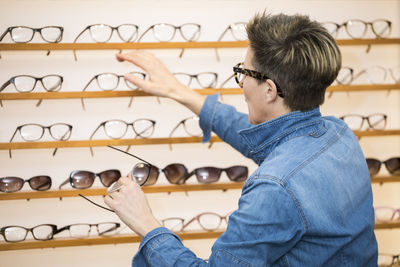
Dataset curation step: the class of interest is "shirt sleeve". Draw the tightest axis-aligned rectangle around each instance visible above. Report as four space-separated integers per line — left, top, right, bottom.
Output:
199 94 254 158
209 177 307 266
132 176 306 267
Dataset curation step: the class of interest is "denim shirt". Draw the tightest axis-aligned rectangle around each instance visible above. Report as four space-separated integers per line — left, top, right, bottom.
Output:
132 94 378 267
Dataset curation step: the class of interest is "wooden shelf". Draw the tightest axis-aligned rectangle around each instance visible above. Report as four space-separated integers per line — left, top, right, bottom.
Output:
0 84 398 102
0 222 398 251
0 130 399 151
371 176 400 184
0 182 244 201
0 230 224 251
0 88 243 100
375 222 400 230
0 39 398 52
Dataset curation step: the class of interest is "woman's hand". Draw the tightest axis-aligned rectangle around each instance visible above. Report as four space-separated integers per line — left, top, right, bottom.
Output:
104 176 161 237
116 51 206 115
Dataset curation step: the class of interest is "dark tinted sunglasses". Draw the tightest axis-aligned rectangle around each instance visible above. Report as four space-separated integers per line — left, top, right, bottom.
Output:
59 169 121 190
366 157 400 176
0 175 52 193
186 166 248 184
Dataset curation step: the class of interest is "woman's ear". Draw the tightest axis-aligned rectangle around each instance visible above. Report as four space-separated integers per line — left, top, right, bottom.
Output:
264 79 279 102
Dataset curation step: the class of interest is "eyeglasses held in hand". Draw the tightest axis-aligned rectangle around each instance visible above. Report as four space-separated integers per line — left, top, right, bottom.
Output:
0 175 52 193
173 72 218 88
339 113 387 131
321 19 391 39
59 169 121 190
162 211 232 232
73 23 139 60
366 157 400 176
89 119 156 156
0 74 63 107
374 206 400 223
0 224 57 243
378 253 400 267
54 222 120 238
79 145 154 213
233 62 284 98
80 72 146 110
214 22 247 61
9 123 73 158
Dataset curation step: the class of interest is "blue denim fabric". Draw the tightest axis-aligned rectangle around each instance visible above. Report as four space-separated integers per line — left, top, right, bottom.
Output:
132 94 378 267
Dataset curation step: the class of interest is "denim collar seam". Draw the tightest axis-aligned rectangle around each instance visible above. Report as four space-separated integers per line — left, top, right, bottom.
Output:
243 175 309 231
250 119 323 155
283 123 347 182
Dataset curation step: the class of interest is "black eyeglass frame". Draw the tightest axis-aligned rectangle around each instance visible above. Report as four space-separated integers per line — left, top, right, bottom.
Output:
58 169 122 190
0 175 52 193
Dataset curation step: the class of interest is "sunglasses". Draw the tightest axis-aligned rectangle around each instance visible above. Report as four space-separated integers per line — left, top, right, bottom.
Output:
366 157 400 176
0 175 52 193
58 169 121 190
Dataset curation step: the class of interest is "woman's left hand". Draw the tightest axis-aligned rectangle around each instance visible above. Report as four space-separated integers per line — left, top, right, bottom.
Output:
104 176 161 237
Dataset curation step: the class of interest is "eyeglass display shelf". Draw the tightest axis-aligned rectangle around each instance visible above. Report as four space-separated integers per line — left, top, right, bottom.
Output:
0 222 398 251
0 182 244 201
0 84 399 102
0 130 399 151
0 38 399 51
0 230 224 251
0 176 397 202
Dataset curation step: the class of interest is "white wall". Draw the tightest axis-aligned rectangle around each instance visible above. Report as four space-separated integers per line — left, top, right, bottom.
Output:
0 0 399 266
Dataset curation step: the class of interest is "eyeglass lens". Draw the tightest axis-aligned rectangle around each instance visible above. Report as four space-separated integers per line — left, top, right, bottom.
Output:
0 175 52 193
366 158 400 176
378 253 400 266
62 223 119 238
1 225 55 242
94 73 143 91
374 207 400 222
152 23 200 42
89 24 138 42
103 119 154 139
230 23 247 40
340 114 386 131
8 26 62 43
18 123 71 141
69 169 121 189
194 166 248 184
173 73 217 88
9 75 62 92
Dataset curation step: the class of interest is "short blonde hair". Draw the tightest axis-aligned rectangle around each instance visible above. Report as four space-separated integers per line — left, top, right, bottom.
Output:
247 12 341 111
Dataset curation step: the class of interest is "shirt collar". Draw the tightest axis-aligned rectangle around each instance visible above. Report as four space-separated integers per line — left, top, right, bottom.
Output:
238 108 325 164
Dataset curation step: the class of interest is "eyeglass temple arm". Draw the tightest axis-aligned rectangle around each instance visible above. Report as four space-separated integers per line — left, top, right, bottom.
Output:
78 194 115 213
214 27 229 62
0 79 12 107
89 123 103 156
137 26 153 42
52 127 72 157
80 76 96 111
181 216 198 231
0 29 10 60
58 177 71 190
54 225 69 235
72 26 90 61
168 121 183 150
107 145 152 165
219 73 235 88
8 127 19 158
98 223 120 235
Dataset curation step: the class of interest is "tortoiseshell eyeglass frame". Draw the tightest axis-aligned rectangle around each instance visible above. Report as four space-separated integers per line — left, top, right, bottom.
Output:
233 62 284 98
